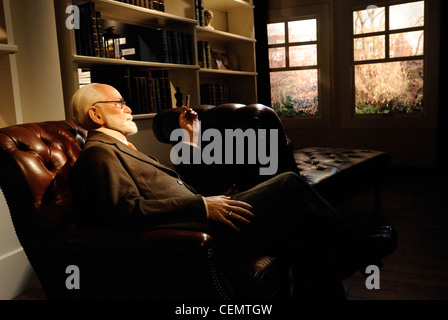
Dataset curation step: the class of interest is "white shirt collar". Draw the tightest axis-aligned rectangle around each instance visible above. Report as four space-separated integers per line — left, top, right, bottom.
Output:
94 127 129 145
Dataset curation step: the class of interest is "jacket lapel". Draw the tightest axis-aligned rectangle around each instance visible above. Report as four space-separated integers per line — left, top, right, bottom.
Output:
85 131 179 177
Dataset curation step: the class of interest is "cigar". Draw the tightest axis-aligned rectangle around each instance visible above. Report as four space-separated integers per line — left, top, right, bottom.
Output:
185 95 194 120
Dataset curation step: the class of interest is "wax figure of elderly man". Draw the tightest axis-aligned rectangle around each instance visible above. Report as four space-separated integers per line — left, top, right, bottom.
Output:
69 83 397 299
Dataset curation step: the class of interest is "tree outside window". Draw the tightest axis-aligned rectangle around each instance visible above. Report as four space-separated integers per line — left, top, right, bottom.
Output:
353 1 425 115
267 19 319 117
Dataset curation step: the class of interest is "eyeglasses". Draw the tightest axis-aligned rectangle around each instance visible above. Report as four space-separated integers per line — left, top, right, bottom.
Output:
92 100 126 109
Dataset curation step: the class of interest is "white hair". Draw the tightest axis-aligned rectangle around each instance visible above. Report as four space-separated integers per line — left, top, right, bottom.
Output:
70 83 108 130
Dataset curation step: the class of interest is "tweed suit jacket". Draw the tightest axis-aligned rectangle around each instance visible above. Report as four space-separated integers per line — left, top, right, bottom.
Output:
70 131 208 232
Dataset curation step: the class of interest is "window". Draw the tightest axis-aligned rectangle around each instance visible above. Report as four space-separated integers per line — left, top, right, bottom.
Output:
353 1 425 115
267 19 319 117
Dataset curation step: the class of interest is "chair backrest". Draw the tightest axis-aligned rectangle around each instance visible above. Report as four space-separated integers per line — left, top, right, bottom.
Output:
0 121 87 247
153 104 299 192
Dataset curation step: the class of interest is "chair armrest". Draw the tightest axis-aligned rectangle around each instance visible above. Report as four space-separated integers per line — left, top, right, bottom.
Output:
31 228 225 299
42 228 214 254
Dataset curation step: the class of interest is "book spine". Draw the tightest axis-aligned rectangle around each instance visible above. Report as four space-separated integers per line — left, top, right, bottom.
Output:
205 41 211 69
185 33 192 65
199 0 205 27
163 70 172 109
169 31 181 64
74 27 84 56
147 71 155 113
197 41 206 68
139 76 149 114
95 11 106 57
161 29 170 63
195 0 199 24
78 3 95 56
180 33 187 65
132 76 141 114
124 67 134 110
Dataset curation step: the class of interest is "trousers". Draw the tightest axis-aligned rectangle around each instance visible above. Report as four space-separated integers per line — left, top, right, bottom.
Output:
210 172 372 297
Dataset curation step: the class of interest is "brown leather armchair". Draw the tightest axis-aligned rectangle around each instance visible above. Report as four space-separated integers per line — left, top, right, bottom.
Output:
0 120 292 300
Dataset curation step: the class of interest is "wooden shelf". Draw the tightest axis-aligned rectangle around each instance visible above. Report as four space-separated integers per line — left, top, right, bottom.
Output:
77 0 197 28
73 55 200 70
0 43 17 54
199 68 257 76
204 0 254 10
59 0 257 117
196 26 256 43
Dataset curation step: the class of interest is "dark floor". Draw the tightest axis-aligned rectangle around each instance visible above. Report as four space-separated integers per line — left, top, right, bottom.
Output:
340 167 448 300
13 167 448 300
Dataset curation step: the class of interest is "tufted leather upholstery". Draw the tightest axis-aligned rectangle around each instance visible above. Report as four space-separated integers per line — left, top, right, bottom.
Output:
0 120 291 300
0 121 86 239
294 147 391 205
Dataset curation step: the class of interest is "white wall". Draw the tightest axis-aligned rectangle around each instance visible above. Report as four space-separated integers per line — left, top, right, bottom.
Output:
0 189 38 300
0 0 65 299
9 0 65 123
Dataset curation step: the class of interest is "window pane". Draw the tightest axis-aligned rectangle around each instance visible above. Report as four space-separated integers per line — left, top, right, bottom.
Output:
288 19 317 43
289 45 317 67
353 6 385 34
355 60 424 114
270 69 318 116
390 1 424 30
269 47 286 68
354 35 385 61
267 23 285 45
390 31 424 58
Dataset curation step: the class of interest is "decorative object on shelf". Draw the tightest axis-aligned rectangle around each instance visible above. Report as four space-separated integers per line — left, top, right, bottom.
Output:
174 87 184 108
204 10 214 29
211 48 232 70
229 52 239 70
104 26 122 59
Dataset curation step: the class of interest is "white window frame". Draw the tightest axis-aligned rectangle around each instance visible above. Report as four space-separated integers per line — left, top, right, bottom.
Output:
342 0 440 129
268 4 331 129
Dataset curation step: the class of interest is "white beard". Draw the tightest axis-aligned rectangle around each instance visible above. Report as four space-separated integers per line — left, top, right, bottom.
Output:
104 113 138 136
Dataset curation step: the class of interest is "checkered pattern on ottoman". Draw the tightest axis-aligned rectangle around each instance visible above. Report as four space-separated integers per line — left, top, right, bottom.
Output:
294 147 391 205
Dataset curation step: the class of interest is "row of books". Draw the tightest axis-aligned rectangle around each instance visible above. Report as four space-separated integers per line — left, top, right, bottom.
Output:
113 0 165 12
200 83 229 106
197 41 212 69
91 66 173 114
78 68 91 87
117 23 194 65
75 2 193 65
75 2 104 57
195 0 206 27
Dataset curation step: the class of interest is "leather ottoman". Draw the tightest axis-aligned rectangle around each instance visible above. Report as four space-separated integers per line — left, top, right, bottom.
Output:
294 147 391 206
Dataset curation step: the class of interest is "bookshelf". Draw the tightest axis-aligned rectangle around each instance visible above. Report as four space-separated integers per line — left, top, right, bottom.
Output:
0 0 21 127
197 0 257 105
55 0 257 162
55 0 257 118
